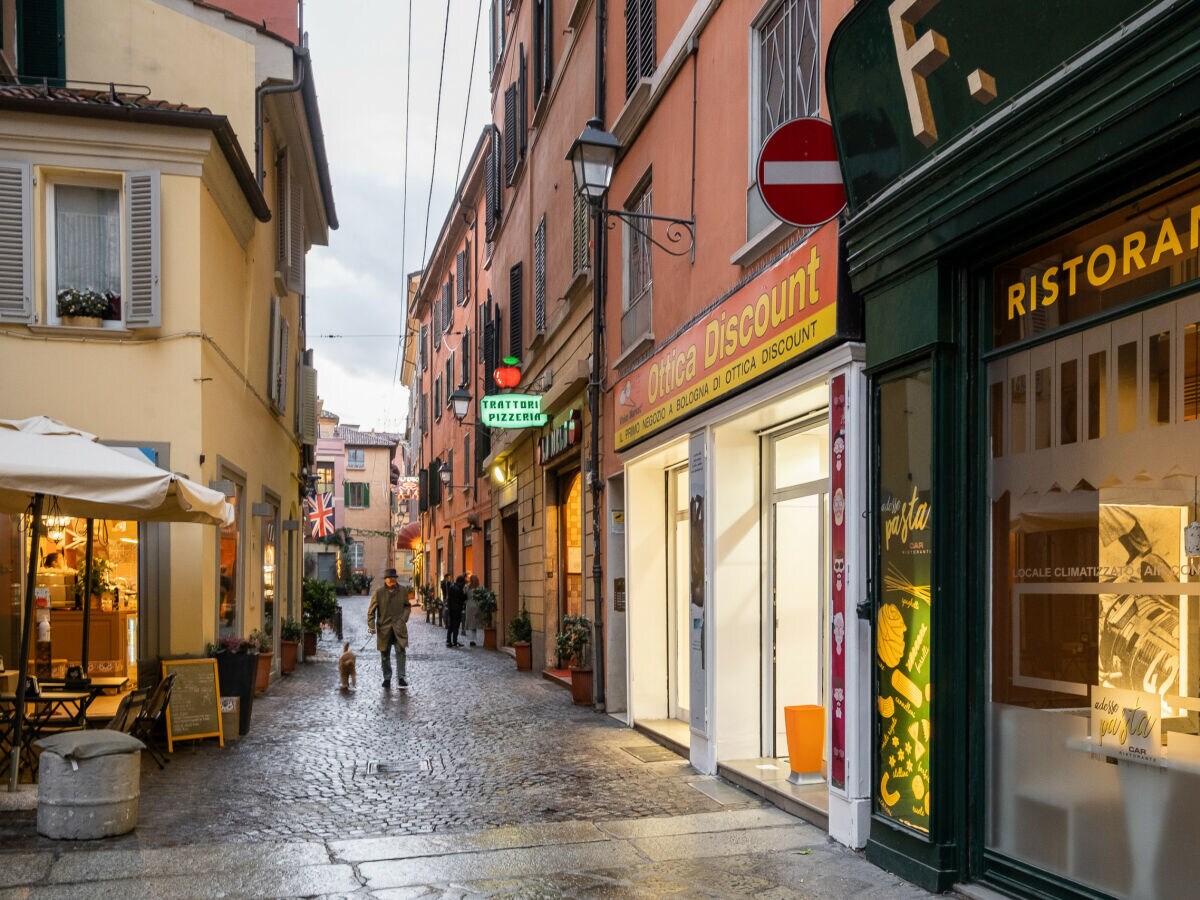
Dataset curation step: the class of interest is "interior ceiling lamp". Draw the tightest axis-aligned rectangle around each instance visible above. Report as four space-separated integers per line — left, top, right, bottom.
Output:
494 357 522 390
566 117 620 203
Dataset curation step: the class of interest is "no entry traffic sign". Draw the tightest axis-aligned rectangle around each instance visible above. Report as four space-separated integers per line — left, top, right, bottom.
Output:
756 117 846 228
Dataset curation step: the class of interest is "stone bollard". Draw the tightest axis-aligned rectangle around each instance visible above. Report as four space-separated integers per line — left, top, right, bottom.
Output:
34 731 145 839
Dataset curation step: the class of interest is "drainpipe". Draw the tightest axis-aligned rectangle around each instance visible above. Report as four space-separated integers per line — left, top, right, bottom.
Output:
255 44 309 190
590 0 607 708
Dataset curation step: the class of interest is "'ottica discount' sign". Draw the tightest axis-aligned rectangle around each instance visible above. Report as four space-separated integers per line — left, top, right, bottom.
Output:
613 223 838 451
480 394 548 428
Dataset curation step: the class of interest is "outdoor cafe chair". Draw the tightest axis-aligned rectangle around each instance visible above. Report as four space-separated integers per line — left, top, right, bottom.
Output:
129 674 175 769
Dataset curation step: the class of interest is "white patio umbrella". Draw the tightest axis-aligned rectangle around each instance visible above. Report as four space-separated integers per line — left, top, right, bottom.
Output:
0 416 234 791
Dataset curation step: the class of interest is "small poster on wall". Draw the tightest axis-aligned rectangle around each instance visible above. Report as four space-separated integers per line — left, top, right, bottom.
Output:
1090 686 1162 765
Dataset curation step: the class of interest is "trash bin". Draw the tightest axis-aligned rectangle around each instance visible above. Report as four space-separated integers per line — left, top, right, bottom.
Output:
783 704 824 785
220 696 240 741
34 731 145 839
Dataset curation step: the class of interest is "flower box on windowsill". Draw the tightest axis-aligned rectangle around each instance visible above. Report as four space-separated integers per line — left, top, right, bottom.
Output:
29 323 133 338
60 315 103 328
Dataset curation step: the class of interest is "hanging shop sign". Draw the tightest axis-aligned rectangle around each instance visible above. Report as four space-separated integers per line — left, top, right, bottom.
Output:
826 0 1154 208
614 223 838 451
494 357 522 389
537 409 581 465
480 394 548 428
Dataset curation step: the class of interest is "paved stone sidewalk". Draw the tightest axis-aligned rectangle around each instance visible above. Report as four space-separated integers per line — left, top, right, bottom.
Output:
0 595 934 897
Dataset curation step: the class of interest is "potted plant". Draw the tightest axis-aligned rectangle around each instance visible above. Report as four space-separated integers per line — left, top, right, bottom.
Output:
207 635 259 735
507 607 533 671
249 628 273 693
556 614 593 705
472 586 498 649
73 557 115 607
301 577 338 656
279 617 302 674
57 287 116 327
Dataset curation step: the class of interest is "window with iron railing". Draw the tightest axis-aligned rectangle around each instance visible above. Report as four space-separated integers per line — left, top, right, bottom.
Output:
622 180 653 351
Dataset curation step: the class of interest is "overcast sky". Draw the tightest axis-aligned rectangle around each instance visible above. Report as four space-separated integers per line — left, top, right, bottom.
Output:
302 1 491 435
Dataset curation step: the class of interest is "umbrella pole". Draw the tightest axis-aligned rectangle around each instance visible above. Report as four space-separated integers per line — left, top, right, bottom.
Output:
81 520 94 673
9 493 43 793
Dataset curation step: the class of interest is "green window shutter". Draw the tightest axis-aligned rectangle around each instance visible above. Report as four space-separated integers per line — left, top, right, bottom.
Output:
18 0 64 81
125 171 160 328
363 483 370 509
0 161 33 323
343 482 350 506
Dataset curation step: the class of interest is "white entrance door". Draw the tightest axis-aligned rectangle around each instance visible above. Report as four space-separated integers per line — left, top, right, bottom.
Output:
764 422 829 757
667 465 689 723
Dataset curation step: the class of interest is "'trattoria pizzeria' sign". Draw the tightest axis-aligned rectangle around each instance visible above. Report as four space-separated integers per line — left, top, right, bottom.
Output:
479 394 548 428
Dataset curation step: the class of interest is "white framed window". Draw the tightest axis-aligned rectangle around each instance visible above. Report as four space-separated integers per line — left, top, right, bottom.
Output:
621 177 653 352
751 0 820 169
347 448 365 469
345 482 369 508
349 540 364 569
41 170 160 330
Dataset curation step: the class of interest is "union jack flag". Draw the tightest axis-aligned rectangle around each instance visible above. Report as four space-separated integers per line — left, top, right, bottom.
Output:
306 491 335 539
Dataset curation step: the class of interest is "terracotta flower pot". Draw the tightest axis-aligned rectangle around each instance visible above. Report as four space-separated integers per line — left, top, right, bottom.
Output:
279 639 299 674
255 650 273 693
570 666 594 705
303 631 318 657
513 641 532 671
483 626 497 650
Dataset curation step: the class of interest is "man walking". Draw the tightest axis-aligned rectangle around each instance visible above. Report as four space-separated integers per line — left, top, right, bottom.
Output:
445 574 468 648
367 568 411 689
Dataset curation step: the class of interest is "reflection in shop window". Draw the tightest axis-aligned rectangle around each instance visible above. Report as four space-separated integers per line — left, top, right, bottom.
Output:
990 382 1004 458
1148 329 1171 426
1185 322 1200 421
1087 350 1107 439
219 483 242 640
1034 367 1052 450
1060 359 1078 445
1117 340 1138 433
1010 374 1027 454
262 514 277 643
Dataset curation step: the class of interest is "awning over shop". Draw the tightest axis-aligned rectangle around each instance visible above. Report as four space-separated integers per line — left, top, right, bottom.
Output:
396 521 421 550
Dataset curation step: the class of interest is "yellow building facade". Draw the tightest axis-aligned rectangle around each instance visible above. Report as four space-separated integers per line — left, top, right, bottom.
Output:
0 0 334 686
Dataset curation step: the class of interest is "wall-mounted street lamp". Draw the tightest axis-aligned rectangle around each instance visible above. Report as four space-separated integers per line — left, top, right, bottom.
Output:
565 119 696 710
448 386 474 423
436 459 473 492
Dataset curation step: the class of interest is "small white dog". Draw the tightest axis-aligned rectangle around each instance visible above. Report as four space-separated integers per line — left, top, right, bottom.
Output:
338 642 357 691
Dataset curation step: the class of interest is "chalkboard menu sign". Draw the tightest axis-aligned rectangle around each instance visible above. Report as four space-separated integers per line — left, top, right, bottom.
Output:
162 658 224 751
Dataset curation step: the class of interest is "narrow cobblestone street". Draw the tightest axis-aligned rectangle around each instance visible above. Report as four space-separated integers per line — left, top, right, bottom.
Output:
0 597 933 897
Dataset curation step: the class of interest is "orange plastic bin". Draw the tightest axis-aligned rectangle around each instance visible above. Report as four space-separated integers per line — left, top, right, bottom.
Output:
784 704 824 784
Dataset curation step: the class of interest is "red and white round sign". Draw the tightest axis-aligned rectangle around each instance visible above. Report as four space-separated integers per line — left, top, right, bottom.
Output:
756 117 846 228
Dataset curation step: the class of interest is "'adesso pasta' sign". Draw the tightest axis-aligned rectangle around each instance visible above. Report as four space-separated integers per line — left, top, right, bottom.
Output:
613 224 838 451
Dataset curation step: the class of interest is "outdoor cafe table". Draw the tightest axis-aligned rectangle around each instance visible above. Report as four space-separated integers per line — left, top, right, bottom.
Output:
0 690 93 781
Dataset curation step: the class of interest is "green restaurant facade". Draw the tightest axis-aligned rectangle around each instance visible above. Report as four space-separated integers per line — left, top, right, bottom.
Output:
828 1 1200 897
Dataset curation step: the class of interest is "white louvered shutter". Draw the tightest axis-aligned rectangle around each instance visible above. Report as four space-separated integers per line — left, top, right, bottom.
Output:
299 364 318 445
267 296 281 405
125 171 160 328
276 315 290 410
0 162 32 323
288 169 305 293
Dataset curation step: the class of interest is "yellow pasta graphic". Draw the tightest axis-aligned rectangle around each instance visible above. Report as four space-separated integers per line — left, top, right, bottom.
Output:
891 668 924 708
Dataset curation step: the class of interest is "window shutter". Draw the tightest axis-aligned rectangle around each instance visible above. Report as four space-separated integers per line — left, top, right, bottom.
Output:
625 0 656 98
0 161 32 323
508 262 523 358
485 141 497 240
18 0 63 80
275 151 287 268
429 462 441 506
343 482 350 506
364 482 370 508
572 190 590 277
299 363 318 444
488 0 497 75
464 240 472 299
288 168 305 293
125 170 161 328
456 251 465 304
267 297 281 405
519 45 528 158
483 294 497 394
542 0 553 97
503 84 518 185
419 323 429 370
418 467 429 512
462 328 471 385
443 281 453 333
435 375 442 416
533 1 544 99
475 421 491 477
433 295 442 347
277 315 290 410
534 217 546 334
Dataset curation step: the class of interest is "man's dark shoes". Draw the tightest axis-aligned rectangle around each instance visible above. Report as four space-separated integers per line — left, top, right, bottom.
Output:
382 680 390 690
469 641 476 647
397 677 409 689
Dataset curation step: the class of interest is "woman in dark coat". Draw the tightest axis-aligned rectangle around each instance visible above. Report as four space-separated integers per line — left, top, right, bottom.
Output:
445 574 468 648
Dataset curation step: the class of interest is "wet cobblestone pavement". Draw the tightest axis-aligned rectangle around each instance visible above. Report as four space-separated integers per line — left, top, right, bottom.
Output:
0 596 936 897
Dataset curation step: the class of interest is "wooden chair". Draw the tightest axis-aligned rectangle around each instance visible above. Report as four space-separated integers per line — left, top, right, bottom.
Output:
130 674 175 768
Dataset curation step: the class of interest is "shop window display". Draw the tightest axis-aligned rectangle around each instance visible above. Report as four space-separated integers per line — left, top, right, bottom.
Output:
987 177 1200 897
219 483 242 640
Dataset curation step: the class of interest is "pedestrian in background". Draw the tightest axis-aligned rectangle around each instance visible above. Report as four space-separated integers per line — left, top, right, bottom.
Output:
445 574 467 648
367 568 411 689
462 573 481 647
